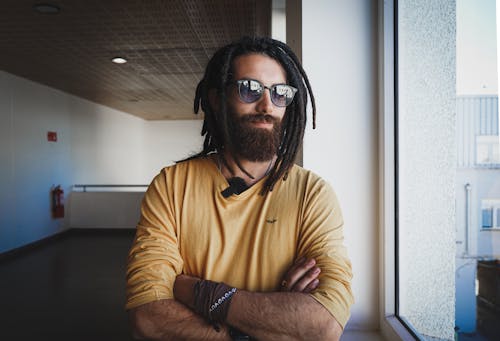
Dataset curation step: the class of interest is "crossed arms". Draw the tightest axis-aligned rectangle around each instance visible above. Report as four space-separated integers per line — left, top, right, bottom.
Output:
129 258 342 341
126 168 353 340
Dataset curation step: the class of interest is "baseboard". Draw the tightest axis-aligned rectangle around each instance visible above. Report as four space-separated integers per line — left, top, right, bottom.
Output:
0 229 71 262
67 227 136 235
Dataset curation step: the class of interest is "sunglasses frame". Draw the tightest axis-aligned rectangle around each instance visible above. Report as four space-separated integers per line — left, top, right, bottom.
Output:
234 79 298 107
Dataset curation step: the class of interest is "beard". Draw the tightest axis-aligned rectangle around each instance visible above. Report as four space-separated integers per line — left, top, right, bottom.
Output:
227 112 282 162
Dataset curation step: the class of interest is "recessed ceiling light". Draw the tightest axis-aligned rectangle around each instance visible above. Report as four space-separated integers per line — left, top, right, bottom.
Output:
33 3 61 14
112 57 127 64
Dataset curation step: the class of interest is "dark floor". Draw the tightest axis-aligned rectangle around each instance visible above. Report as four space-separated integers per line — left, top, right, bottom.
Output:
0 229 136 340
2 230 498 341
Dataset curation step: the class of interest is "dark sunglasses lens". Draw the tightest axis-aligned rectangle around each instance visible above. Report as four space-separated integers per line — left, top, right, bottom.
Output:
238 80 262 103
272 85 295 107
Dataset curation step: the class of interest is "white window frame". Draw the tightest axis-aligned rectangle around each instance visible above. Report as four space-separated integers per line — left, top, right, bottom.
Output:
378 0 418 339
476 135 500 166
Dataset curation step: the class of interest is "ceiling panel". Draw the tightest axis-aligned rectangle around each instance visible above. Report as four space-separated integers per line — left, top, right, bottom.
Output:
0 0 271 120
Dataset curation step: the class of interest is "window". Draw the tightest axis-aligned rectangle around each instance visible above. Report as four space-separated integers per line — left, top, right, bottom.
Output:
481 200 500 229
384 0 500 340
476 136 500 166
395 0 456 339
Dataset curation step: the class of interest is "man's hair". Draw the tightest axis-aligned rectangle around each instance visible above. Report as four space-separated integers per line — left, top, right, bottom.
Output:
189 36 316 193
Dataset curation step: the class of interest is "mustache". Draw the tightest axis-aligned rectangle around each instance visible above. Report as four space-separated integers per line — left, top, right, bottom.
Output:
241 114 278 124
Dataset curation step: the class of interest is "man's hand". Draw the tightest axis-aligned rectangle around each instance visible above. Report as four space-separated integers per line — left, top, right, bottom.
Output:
173 257 322 309
280 257 321 293
172 258 338 341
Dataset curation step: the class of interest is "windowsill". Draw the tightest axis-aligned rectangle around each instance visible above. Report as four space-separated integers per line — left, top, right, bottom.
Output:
381 316 418 341
480 228 500 231
342 330 386 341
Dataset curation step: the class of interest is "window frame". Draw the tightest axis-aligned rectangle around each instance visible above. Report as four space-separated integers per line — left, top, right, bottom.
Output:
379 0 420 339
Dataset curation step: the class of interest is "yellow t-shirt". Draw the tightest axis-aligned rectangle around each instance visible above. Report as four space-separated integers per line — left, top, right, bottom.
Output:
126 157 353 327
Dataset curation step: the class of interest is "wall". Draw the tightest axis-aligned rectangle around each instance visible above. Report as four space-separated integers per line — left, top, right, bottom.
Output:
0 71 203 253
456 168 500 332
70 192 144 229
69 98 145 185
142 120 203 180
0 71 71 253
70 97 203 185
302 0 379 331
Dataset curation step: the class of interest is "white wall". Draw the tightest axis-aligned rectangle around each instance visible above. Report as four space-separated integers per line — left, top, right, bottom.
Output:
70 192 144 229
142 120 203 180
70 98 146 185
0 71 203 253
70 98 203 185
0 71 71 253
302 0 379 331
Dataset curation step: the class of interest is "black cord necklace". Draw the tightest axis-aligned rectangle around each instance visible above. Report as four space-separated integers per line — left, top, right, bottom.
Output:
217 155 273 197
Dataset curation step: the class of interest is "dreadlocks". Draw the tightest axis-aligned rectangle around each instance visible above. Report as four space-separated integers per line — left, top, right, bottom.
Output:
187 36 316 194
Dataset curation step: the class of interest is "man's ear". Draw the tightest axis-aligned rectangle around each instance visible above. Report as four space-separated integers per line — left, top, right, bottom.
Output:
208 89 220 112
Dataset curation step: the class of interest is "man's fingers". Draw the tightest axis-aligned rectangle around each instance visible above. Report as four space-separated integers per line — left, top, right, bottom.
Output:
286 257 307 275
302 279 320 293
280 258 319 292
290 267 321 292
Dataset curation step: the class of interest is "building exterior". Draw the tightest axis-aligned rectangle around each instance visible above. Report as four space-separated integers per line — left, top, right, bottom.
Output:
455 95 500 333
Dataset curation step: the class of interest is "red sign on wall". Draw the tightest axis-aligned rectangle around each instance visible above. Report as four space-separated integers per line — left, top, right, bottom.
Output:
47 131 57 142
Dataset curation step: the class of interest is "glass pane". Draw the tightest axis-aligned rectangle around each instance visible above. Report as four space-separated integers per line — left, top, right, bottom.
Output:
456 0 499 340
397 0 500 340
397 0 457 340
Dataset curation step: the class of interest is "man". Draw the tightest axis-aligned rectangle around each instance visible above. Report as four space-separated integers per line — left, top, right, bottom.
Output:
126 36 353 340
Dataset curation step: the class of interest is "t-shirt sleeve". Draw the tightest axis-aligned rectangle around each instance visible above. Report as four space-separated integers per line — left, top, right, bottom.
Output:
125 168 184 310
297 178 354 329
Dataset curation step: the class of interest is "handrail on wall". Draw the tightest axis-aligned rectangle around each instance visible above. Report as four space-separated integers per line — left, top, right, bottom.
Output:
73 184 148 192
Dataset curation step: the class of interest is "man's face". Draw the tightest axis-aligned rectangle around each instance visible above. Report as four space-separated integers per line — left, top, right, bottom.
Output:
226 53 288 162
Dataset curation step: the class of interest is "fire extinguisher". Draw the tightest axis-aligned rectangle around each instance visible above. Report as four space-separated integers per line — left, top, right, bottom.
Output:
52 185 65 219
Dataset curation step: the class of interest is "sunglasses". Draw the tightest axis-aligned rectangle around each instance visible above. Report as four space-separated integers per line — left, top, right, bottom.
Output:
234 79 298 107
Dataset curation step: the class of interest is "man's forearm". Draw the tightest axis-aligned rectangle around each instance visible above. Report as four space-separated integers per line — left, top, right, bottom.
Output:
129 299 231 341
173 275 341 341
227 290 342 341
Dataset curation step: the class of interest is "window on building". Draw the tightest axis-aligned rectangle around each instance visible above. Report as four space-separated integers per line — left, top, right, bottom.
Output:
476 135 500 166
481 200 500 229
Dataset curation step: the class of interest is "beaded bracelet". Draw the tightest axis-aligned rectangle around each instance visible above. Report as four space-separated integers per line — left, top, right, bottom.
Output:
193 279 238 331
209 287 237 313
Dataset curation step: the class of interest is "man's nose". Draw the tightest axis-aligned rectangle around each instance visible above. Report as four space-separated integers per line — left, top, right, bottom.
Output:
255 88 274 114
